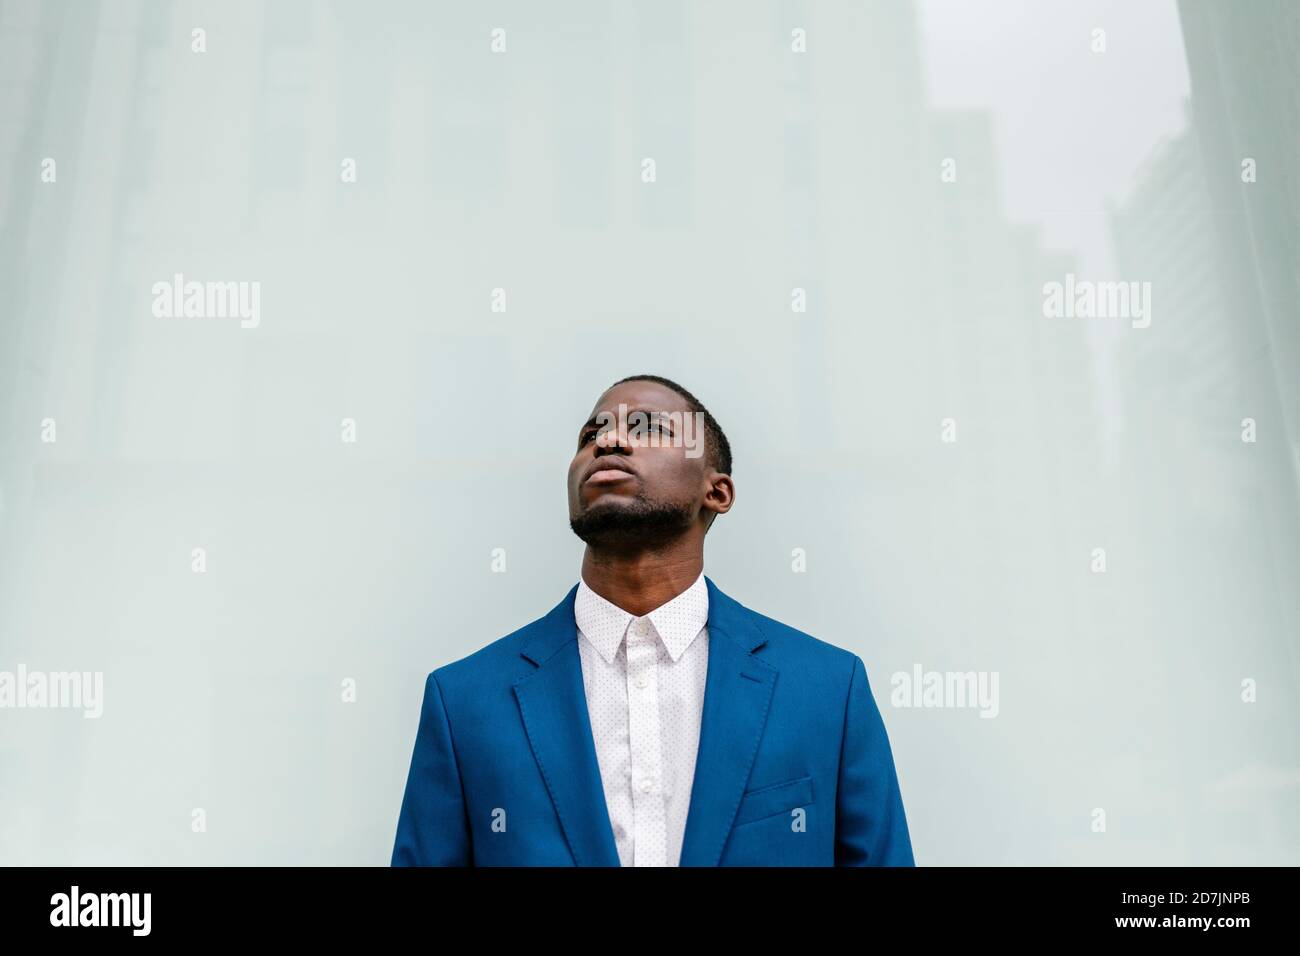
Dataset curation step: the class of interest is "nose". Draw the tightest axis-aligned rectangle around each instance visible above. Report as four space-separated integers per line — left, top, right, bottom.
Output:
594 420 632 457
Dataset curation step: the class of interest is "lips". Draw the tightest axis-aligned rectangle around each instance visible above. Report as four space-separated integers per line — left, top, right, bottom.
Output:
583 457 636 485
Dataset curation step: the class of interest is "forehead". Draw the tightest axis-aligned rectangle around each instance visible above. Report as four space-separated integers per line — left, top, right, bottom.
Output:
586 380 689 420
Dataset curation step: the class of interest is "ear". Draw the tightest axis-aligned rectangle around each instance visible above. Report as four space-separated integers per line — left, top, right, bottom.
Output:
702 471 735 519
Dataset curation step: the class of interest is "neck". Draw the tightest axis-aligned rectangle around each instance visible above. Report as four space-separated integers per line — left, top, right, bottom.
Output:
581 537 704 617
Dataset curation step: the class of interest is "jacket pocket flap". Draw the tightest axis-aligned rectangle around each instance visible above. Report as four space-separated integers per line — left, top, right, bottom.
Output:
734 774 814 826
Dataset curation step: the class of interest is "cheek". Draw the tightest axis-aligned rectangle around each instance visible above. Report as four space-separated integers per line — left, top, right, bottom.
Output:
566 460 586 494
647 460 700 501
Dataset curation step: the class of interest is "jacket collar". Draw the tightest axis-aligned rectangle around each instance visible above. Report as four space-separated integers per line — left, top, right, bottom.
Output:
514 575 776 866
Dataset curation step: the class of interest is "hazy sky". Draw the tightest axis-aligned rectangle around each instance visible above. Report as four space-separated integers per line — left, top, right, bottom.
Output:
917 0 1191 277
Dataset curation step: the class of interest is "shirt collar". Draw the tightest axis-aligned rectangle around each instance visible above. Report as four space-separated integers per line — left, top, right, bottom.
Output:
574 571 709 664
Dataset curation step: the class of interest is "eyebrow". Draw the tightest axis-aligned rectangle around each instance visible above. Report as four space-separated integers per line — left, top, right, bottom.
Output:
578 408 679 433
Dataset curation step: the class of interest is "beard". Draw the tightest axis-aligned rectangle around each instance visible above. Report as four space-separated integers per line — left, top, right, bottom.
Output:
569 493 695 550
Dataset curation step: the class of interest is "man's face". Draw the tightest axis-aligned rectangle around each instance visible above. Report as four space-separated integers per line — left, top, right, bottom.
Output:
567 380 722 549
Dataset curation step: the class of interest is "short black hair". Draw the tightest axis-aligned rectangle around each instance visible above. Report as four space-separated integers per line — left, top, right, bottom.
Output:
608 373 732 476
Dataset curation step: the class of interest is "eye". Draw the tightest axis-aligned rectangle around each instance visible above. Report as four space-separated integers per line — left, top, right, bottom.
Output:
579 428 597 446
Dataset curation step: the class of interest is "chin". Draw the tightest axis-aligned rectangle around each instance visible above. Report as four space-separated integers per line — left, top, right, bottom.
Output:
569 496 694 548
581 493 638 512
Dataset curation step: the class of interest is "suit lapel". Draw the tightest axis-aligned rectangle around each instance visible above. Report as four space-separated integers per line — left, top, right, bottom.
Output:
678 576 777 866
513 576 777 867
513 585 621 867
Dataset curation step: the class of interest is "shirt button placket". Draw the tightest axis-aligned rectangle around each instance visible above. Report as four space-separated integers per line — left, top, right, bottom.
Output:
626 617 667 866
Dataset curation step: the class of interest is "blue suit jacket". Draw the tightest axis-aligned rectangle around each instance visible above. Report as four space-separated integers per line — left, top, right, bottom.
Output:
391 576 914 866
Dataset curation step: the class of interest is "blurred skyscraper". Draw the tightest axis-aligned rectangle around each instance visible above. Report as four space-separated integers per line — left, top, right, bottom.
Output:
1178 0 1299 490
1105 3 1300 857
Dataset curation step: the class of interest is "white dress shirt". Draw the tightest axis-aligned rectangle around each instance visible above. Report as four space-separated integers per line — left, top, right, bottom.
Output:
574 571 710 867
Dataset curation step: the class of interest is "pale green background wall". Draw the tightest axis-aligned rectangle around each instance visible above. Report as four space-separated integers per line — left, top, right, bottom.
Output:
1 0 1297 864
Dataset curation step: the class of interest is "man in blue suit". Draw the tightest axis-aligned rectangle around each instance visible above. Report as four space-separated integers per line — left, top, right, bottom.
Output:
392 374 914 866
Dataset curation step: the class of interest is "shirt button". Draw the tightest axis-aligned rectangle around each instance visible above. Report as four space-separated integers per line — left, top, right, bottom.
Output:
640 778 653 793
635 675 647 689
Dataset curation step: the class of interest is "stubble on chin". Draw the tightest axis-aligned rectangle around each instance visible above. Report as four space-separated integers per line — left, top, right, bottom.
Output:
569 495 694 548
